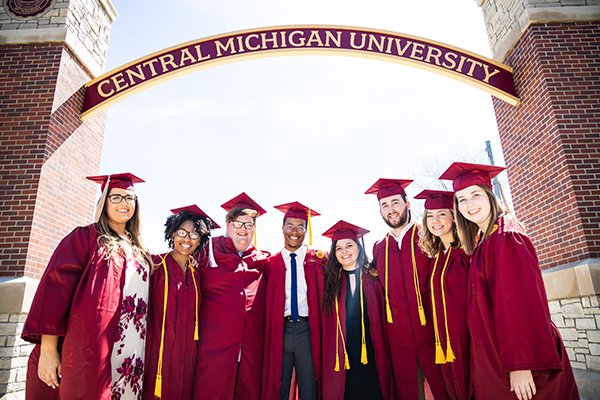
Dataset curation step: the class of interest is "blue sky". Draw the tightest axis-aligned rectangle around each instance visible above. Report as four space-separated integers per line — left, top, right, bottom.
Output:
99 0 509 255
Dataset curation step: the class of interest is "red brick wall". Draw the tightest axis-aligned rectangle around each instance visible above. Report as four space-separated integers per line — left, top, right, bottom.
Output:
493 22 600 269
0 43 105 278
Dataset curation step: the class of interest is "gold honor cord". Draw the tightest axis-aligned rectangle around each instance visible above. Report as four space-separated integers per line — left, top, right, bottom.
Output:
411 225 426 326
359 271 368 365
430 249 451 364
334 294 350 371
439 248 455 362
385 235 393 323
189 255 200 341
307 208 313 246
154 254 170 398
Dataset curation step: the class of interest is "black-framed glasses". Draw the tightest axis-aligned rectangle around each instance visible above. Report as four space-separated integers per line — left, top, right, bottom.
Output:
231 221 255 230
284 224 306 233
175 228 200 240
108 194 136 204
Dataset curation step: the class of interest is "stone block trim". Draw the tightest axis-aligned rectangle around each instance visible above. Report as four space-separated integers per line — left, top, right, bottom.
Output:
552 295 600 371
492 22 600 269
0 313 33 397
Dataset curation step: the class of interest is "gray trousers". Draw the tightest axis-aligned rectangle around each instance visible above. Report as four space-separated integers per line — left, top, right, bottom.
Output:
280 318 317 400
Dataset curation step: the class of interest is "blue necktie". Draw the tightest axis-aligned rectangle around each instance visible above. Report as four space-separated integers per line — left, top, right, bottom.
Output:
290 253 299 321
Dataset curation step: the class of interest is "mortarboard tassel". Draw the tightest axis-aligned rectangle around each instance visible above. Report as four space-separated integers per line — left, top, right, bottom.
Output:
359 271 368 365
440 247 455 362
208 235 217 268
385 236 393 323
411 225 426 326
430 251 446 364
189 256 200 341
307 208 313 246
94 175 111 222
155 254 170 398
253 222 257 249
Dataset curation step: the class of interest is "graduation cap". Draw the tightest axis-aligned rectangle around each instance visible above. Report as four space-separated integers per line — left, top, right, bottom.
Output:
322 220 369 242
439 162 505 192
274 201 320 245
364 178 414 200
86 172 144 222
414 189 455 210
221 192 265 248
170 204 220 229
220 192 267 216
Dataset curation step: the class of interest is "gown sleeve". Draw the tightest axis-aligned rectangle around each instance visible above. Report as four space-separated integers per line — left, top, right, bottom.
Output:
22 225 97 343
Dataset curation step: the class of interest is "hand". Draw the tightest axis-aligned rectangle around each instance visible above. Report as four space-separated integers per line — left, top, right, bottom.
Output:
39 335 61 389
510 370 536 400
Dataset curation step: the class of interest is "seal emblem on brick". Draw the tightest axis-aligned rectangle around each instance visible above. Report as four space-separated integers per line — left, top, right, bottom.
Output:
4 0 56 19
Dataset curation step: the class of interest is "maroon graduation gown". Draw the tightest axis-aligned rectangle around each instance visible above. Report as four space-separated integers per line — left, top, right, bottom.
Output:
468 217 579 399
22 224 146 400
143 253 201 400
372 223 448 399
261 247 327 400
429 247 472 400
192 236 270 400
321 268 393 400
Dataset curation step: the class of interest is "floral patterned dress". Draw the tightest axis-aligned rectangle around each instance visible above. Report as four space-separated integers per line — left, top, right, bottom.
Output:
111 251 149 400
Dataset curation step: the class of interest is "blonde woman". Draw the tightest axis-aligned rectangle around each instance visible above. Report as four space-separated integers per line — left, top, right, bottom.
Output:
22 173 151 400
440 162 578 400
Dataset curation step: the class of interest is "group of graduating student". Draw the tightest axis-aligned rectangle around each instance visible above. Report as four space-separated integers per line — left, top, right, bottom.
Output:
21 162 580 400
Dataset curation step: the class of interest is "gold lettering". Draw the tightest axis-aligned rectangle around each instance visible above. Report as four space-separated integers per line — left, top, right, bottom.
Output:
124 65 146 84
158 54 178 72
289 31 306 47
482 64 501 83
260 32 279 49
97 79 114 97
236 36 246 53
324 30 342 48
456 55 466 73
110 73 128 92
215 38 237 57
193 45 211 61
465 59 482 77
349 32 366 49
306 30 324 47
279 31 288 48
424 46 442 66
393 39 412 56
409 43 425 61
142 59 159 77
367 34 385 52
441 51 458 69
245 34 260 51
384 37 394 54
179 48 197 66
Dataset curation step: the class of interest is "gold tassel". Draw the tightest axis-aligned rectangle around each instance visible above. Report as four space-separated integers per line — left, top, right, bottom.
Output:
445 338 456 362
308 208 313 246
189 258 200 341
435 342 446 364
359 271 368 365
253 222 257 248
418 305 426 326
194 322 199 341
344 352 350 370
154 374 163 398
385 236 393 323
334 354 340 372
361 344 368 364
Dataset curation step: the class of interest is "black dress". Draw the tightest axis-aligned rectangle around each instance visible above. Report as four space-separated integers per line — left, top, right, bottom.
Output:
343 268 384 400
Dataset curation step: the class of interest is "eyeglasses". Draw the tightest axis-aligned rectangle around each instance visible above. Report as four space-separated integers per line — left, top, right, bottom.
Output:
231 221 255 230
284 224 306 233
108 194 137 204
175 228 201 240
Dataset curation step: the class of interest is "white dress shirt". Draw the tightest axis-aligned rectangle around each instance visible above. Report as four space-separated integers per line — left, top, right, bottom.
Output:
282 244 309 317
391 220 416 250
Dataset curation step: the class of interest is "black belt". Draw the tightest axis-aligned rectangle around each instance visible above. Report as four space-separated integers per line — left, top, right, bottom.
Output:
284 315 308 323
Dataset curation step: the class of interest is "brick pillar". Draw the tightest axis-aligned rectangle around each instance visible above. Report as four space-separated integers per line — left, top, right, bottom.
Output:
0 0 117 396
477 0 600 373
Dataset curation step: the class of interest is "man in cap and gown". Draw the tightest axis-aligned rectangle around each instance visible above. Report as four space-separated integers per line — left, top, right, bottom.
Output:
192 193 270 400
262 202 327 400
22 173 150 400
365 179 448 400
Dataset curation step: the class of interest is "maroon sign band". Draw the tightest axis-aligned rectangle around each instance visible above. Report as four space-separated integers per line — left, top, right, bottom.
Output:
81 25 519 119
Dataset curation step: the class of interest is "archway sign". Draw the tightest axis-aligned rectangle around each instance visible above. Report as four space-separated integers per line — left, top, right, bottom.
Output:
81 25 519 119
